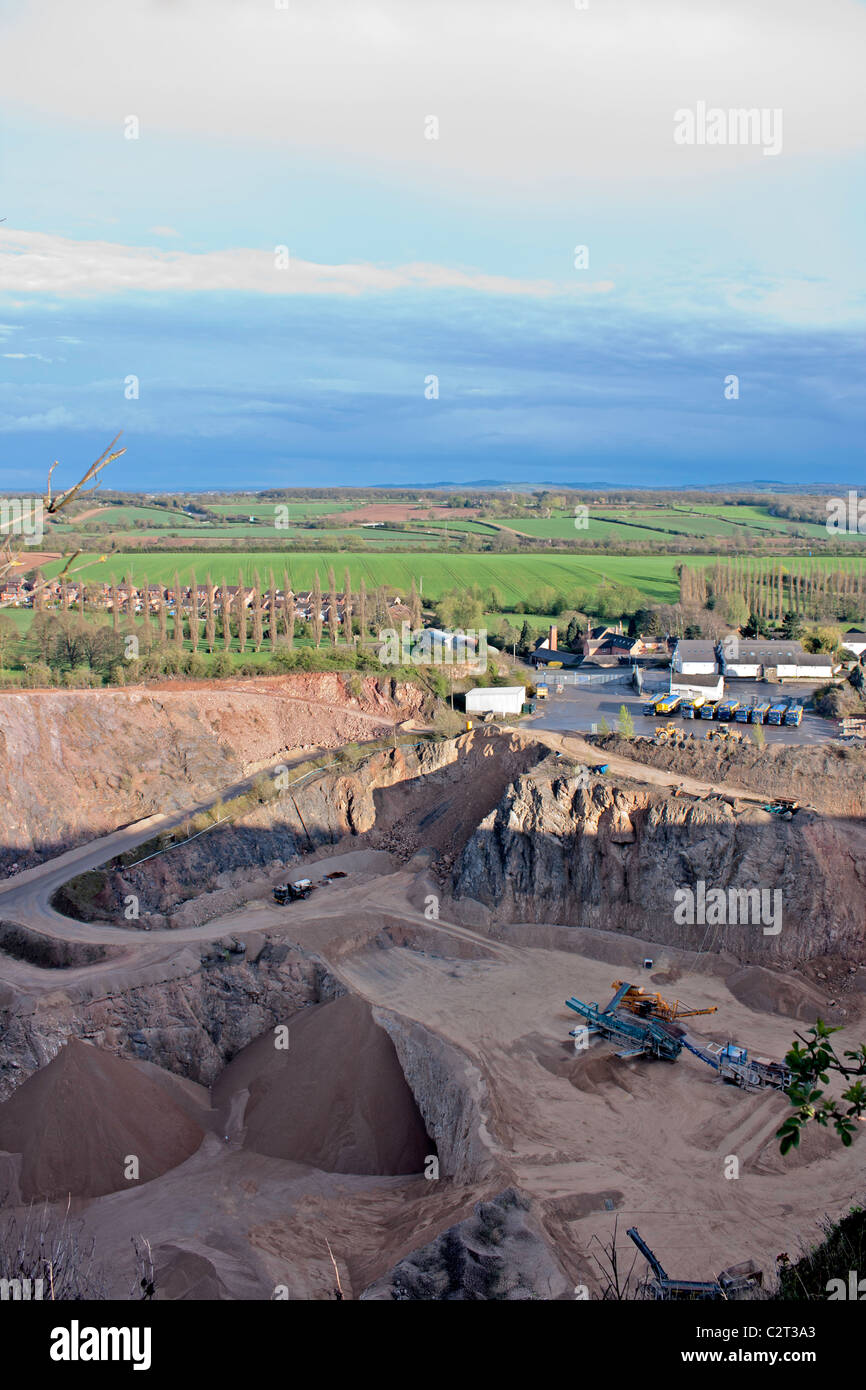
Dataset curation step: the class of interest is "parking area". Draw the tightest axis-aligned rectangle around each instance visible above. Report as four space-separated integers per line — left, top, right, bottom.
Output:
529 676 839 746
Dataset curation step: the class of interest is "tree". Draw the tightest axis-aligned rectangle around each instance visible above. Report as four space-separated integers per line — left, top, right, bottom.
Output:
517 621 532 658
358 579 368 645
311 572 323 647
781 610 805 641
237 570 247 653
190 571 199 652
205 575 216 653
173 572 184 647
327 567 338 646
252 570 263 652
617 705 635 737
0 613 20 670
343 568 354 644
269 571 278 653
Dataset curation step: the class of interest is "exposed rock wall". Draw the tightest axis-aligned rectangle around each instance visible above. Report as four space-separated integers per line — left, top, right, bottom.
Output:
0 674 427 874
0 937 333 1101
452 770 866 964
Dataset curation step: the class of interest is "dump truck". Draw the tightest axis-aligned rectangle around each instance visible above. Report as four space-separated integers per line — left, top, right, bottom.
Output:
750 701 771 724
273 878 314 904
767 700 790 725
700 701 719 720
784 702 804 726
654 694 682 716
681 696 705 718
734 704 752 723
715 699 740 721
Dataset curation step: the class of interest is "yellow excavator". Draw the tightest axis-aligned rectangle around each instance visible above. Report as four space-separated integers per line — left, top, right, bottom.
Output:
610 981 718 1023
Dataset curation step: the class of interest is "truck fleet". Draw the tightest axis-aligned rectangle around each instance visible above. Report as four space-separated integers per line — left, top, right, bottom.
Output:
642 693 805 727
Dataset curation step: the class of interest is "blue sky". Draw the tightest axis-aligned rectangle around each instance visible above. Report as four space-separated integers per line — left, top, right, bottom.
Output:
1 0 864 490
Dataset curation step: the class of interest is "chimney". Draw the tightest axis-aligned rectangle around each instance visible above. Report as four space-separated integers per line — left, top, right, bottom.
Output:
549 624 558 651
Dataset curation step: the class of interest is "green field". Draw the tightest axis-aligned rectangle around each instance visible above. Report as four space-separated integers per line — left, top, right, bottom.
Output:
41 551 710 605
497 503 856 546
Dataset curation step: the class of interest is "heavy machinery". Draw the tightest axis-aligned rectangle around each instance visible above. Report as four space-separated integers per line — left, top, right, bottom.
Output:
627 1228 762 1301
715 698 740 721
273 878 314 904
566 982 792 1091
700 700 719 720
784 702 804 726
654 694 682 716
680 1037 793 1090
680 695 705 719
767 699 790 725
609 981 718 1023
706 725 744 744
734 703 752 723
566 984 683 1061
751 701 771 723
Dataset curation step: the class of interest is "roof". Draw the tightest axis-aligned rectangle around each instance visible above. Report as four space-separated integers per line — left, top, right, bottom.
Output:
670 672 723 687
674 640 718 658
726 642 808 663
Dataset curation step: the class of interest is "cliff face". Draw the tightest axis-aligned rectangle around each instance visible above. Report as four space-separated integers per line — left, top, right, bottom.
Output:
57 730 545 929
0 934 335 1101
452 771 866 964
0 674 426 873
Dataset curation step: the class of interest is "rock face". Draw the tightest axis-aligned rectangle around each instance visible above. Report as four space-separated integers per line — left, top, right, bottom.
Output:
0 938 329 1101
0 674 427 874
361 1188 572 1300
58 729 545 928
452 770 866 964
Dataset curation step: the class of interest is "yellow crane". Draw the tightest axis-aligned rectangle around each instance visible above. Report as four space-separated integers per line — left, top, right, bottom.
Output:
610 981 718 1023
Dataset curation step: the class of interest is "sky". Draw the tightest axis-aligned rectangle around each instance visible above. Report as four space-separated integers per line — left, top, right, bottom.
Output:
0 0 864 491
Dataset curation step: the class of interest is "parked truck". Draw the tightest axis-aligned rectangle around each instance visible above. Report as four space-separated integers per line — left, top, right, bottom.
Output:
784 702 804 726
715 699 740 721
750 701 771 724
700 701 719 720
767 700 790 725
273 879 314 904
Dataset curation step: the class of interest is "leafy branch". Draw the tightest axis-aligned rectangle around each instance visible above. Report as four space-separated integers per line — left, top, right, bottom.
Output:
778 1019 866 1154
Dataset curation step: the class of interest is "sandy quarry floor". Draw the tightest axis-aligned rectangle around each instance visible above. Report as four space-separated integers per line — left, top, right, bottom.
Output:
3 850 862 1300
2 725 864 1299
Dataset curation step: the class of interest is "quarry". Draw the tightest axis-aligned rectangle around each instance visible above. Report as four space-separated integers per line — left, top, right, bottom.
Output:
0 672 864 1301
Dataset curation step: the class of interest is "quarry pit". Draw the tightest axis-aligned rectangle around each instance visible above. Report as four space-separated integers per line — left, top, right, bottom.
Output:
0 676 864 1300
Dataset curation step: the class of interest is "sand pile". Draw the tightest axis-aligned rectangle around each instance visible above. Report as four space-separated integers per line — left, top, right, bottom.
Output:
0 1039 206 1201
213 994 430 1175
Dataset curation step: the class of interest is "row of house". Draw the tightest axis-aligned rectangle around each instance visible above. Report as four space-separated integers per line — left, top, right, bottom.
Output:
0 578 410 628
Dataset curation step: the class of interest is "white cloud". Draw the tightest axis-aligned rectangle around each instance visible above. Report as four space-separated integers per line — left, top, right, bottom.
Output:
0 227 615 299
149 226 180 238
3 351 52 361
1 1 864 185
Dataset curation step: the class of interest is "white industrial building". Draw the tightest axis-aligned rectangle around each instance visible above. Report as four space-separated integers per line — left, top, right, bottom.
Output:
842 630 866 659
671 640 719 675
721 641 836 681
465 686 526 717
670 671 724 701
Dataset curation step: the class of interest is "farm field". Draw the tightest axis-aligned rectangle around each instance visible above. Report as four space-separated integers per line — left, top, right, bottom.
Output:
497 504 855 545
36 550 866 609
39 550 710 606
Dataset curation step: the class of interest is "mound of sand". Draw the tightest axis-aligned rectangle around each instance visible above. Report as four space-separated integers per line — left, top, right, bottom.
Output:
213 994 430 1176
0 1039 206 1201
